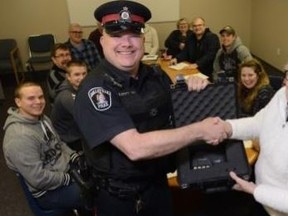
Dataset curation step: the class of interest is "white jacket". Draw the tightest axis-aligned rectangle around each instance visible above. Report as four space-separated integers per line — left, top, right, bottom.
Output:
228 86 288 215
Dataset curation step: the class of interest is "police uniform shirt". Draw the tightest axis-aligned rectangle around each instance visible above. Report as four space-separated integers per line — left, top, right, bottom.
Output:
74 59 172 150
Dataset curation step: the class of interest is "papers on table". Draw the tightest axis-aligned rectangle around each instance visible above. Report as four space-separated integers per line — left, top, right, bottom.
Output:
184 73 209 80
167 171 177 179
141 54 158 61
169 62 189 70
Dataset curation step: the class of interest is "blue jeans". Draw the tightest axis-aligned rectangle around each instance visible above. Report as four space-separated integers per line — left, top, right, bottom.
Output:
37 182 84 210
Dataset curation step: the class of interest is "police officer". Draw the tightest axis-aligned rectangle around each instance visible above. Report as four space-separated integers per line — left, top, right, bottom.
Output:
74 1 227 215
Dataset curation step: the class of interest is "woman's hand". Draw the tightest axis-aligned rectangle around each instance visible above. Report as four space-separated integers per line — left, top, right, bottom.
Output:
229 171 256 194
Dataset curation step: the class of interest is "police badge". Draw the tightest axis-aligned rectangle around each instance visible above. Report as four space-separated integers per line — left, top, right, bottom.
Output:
119 7 131 23
88 87 112 111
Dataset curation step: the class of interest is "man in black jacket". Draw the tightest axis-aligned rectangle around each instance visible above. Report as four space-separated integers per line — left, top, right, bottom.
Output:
171 17 220 81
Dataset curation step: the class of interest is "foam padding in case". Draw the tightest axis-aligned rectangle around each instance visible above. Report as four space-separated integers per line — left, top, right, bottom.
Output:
172 83 237 126
171 82 250 191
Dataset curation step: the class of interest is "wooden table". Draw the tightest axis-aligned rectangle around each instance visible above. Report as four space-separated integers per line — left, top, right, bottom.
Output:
157 59 199 83
246 147 259 165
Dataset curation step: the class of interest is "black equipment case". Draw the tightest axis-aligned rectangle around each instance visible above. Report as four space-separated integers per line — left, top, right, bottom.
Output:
171 79 250 192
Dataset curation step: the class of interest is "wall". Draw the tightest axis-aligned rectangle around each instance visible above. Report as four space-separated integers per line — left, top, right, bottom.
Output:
1 0 252 71
251 0 288 70
66 0 180 25
180 0 251 47
0 0 70 69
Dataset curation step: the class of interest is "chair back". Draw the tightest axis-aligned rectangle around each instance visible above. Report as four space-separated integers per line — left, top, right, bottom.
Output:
27 34 55 71
28 34 55 55
16 173 65 216
0 38 24 83
269 74 284 91
0 39 17 59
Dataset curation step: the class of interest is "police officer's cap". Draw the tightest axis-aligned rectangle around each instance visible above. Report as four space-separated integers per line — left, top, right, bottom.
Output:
94 0 151 35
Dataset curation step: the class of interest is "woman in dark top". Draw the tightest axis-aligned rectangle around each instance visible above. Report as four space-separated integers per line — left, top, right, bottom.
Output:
238 58 275 117
164 18 193 58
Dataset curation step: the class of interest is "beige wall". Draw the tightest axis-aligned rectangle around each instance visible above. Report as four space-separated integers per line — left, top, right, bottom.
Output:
0 0 70 69
180 0 251 47
4 0 287 72
251 0 288 70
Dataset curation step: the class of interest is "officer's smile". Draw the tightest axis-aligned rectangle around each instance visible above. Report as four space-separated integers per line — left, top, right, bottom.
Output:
116 50 135 55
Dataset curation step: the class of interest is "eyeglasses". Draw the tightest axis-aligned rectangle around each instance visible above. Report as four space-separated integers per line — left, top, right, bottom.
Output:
192 24 204 28
70 31 83 34
54 53 71 58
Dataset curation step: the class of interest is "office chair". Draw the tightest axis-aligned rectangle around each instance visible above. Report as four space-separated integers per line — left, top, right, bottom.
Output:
269 74 284 91
26 34 55 72
0 39 24 83
16 173 73 216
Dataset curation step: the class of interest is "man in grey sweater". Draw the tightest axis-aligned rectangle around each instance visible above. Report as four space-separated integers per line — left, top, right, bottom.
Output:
2 82 91 215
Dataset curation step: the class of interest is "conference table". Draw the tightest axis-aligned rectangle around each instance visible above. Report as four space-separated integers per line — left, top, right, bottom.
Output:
144 58 259 187
156 59 200 83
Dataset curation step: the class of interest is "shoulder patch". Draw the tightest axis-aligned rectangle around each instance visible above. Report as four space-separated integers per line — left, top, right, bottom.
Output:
88 87 112 111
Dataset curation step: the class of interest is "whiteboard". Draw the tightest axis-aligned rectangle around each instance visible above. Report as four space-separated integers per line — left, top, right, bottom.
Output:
66 0 179 26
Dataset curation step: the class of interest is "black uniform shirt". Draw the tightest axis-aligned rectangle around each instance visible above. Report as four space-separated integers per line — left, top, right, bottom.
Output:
74 60 172 150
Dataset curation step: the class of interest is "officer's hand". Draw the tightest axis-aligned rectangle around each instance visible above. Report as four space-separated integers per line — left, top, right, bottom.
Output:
186 76 209 92
229 171 256 194
199 117 228 145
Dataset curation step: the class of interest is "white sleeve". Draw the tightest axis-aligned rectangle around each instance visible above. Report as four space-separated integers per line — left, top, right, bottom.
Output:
228 87 285 140
227 110 264 140
150 27 159 55
254 184 288 213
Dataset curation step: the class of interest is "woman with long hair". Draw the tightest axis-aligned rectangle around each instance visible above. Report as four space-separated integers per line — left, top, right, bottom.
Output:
238 58 275 116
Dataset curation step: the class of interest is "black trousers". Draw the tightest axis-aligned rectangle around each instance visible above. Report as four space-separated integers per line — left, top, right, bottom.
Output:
94 178 174 216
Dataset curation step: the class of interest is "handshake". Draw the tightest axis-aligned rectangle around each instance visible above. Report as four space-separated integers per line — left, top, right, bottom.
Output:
198 117 232 145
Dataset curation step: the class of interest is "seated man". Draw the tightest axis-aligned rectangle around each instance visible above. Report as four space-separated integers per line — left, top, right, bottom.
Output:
144 24 159 55
47 43 71 103
2 82 91 215
66 23 101 70
51 60 88 151
171 17 220 81
213 25 253 82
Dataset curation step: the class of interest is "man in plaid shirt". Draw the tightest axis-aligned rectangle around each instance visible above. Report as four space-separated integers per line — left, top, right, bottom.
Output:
66 23 101 70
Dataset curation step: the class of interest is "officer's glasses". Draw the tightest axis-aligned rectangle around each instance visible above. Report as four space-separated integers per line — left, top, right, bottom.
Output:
70 31 83 34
